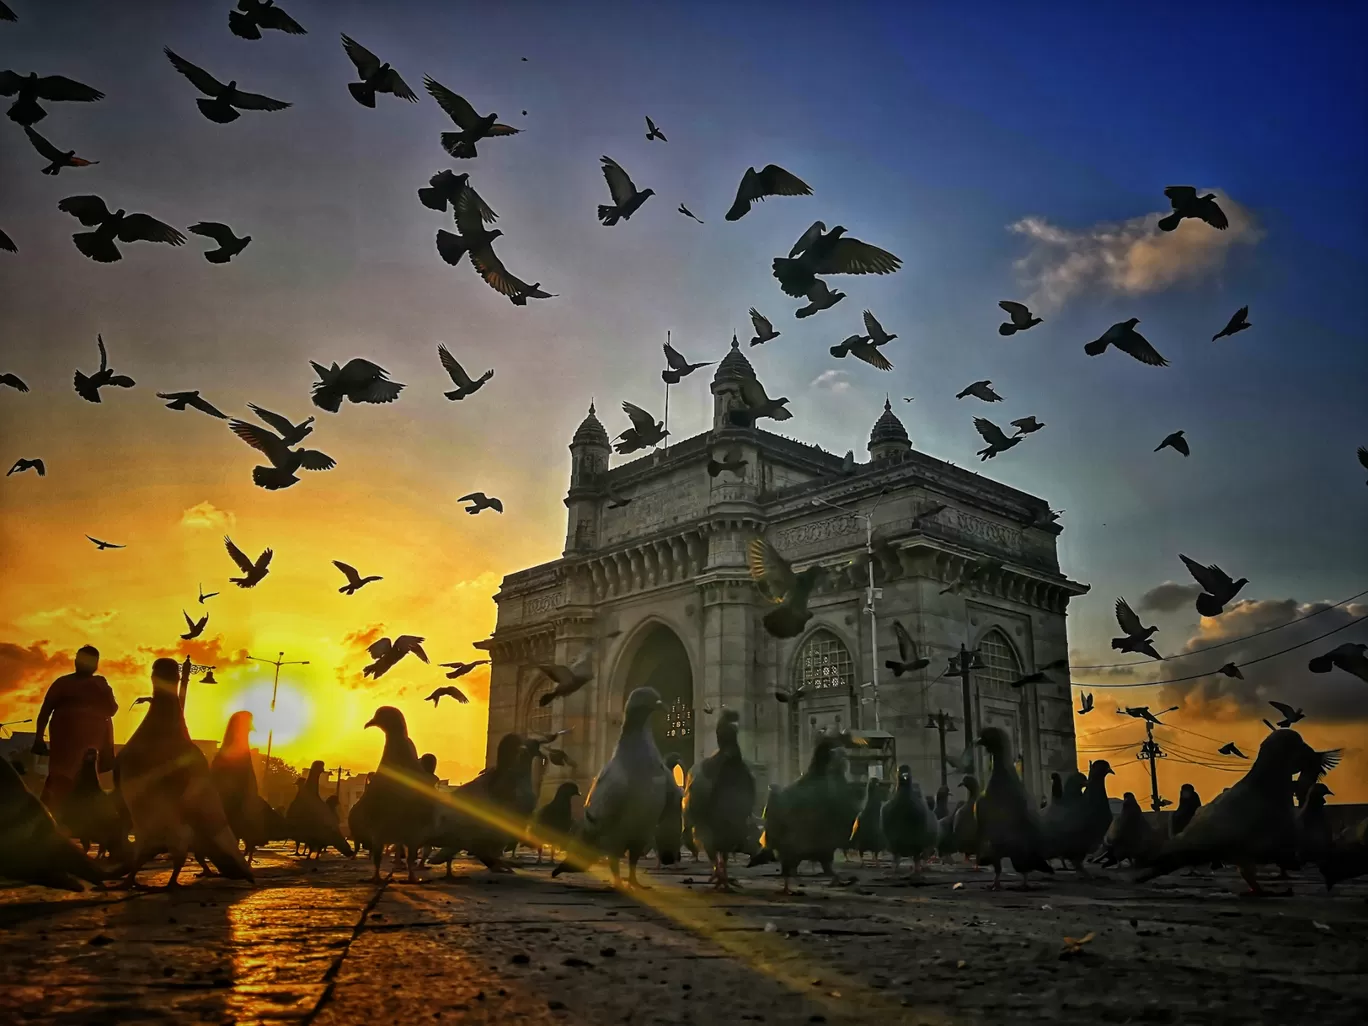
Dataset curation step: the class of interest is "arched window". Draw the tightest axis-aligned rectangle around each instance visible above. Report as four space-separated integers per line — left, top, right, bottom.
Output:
794 629 854 693
524 677 554 737
974 629 1023 699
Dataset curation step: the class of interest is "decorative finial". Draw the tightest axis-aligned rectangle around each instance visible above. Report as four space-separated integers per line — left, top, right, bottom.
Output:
883 395 892 413
589 397 595 416
731 333 739 350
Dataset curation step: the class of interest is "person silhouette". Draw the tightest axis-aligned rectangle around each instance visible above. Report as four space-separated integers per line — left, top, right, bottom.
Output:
31 644 117 807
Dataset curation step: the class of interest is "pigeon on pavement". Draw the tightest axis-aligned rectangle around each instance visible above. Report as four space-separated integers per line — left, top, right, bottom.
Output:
974 725 1055 889
882 765 939 874
0 755 115 890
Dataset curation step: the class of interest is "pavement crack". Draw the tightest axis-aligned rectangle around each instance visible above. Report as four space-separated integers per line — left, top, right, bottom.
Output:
301 879 389 1025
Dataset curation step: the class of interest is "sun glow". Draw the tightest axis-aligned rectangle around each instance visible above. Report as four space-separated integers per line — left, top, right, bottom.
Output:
228 680 312 748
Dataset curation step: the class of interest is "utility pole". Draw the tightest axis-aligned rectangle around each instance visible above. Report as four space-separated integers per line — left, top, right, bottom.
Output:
944 644 985 776
176 655 218 717
331 766 351 798
247 651 309 765
925 711 958 790
1120 704 1176 812
810 490 888 730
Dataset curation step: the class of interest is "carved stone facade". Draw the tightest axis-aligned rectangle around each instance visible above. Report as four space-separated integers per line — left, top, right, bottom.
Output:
480 342 1089 806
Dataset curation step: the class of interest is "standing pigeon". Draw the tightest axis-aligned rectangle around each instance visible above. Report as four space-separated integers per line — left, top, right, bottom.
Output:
885 620 930 677
7 458 44 476
1111 597 1161 660
531 781 580 863
1157 186 1228 232
662 342 714 384
340 35 416 106
1212 306 1250 341
948 775 980 862
998 300 1042 336
1155 430 1189 456
613 401 667 454
1308 642 1368 683
333 560 381 595
362 635 428 679
58 196 185 263
535 653 594 705
181 610 208 640
1039 758 1113 874
0 371 28 391
748 538 823 639
830 333 892 370
0 755 114 890
882 767 939 874
286 761 354 859
683 709 756 890
114 658 253 887
1296 782 1334 866
0 69 104 126
772 220 900 297
956 380 1003 402
56 748 127 859
224 535 271 587
23 125 98 175
188 222 251 262
1178 554 1248 616
725 164 811 221
553 687 668 889
457 491 502 514
229 0 307 39
748 308 780 346
1170 783 1201 836
418 170 497 220
354 706 427 882
974 418 1021 461
644 115 666 141
157 390 228 418
425 77 518 159
164 49 291 123
229 415 335 490
1084 318 1167 366
796 279 846 318
655 754 685 866
974 726 1054 889
1094 792 1160 867
1011 416 1044 435
73 335 135 402
849 778 887 865
737 373 792 423
310 358 404 411
597 156 654 225
209 711 272 862
437 344 493 400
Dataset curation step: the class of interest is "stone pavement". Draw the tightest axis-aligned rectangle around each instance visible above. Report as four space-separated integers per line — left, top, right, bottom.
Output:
1 849 1365 1026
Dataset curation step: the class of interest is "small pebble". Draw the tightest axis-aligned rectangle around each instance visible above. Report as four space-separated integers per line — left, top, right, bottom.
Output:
88 934 113 947
600 947 617 958
475 992 485 1001
511 953 530 965
563 957 591 968
548 1000 566 1011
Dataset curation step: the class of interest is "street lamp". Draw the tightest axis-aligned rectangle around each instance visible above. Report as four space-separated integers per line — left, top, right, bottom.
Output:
247 651 310 764
810 490 888 730
924 711 958 790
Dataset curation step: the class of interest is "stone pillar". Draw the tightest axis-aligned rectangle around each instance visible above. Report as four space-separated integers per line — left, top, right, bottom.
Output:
696 573 758 767
483 651 521 769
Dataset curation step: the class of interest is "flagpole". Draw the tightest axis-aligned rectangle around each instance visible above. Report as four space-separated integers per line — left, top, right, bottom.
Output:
661 329 670 458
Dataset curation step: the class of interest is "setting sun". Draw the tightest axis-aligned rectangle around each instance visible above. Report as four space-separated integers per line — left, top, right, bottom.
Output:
227 681 311 749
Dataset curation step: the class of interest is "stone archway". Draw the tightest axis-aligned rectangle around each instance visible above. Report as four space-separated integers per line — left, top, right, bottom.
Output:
619 622 693 762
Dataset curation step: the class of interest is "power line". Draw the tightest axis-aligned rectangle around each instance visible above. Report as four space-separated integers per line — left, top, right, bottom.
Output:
1070 587 1368 671
1070 612 1367 690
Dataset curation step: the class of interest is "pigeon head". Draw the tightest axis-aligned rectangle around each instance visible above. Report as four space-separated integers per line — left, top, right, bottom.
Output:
555 780 581 799
151 657 180 691
1088 759 1114 780
960 774 979 796
488 229 505 242
419 753 438 774
494 732 524 767
364 705 408 735
828 226 847 240
622 686 663 725
1179 782 1197 796
896 763 911 785
974 725 1012 759
640 188 657 199
221 710 254 751
1124 317 1140 327
1305 782 1332 805
664 752 684 770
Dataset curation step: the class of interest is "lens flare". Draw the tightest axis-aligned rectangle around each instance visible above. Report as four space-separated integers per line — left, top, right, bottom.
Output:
228 680 311 747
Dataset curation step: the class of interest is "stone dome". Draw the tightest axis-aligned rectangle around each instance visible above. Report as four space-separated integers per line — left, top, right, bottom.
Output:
571 401 610 448
711 334 755 387
868 398 912 460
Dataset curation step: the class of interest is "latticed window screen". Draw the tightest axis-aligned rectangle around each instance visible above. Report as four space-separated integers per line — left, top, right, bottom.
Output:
974 629 1022 698
795 630 854 691
525 680 554 736
664 696 693 740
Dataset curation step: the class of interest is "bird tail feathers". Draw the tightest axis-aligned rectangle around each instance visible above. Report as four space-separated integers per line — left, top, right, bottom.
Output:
1082 338 1109 356
998 324 1016 336
204 249 231 264
597 205 620 226
348 81 376 107
707 460 722 478
439 132 477 159
198 826 255 882
1157 212 1181 232
73 231 120 262
197 97 240 124
252 465 299 490
435 229 469 266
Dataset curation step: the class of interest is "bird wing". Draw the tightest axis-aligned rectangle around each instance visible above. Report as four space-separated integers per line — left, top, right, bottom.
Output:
1115 328 1167 367
164 48 224 96
352 377 403 404
395 636 428 661
229 419 288 462
96 333 108 372
749 308 772 336
788 220 826 258
258 4 306 33
452 184 493 237
814 238 902 276
737 375 773 409
1164 185 1197 208
851 342 892 371
621 401 657 434
437 344 473 386
378 69 416 101
468 243 522 297
442 686 469 704
1114 597 1144 636
23 126 65 161
0 228 13 253
662 342 687 371
58 195 112 227
116 214 185 246
973 417 1011 447
1359 446 1368 471
747 538 796 598
34 75 104 102
367 637 393 659
341 35 381 77
296 448 335 471
1231 305 1248 326
423 77 481 128
230 89 291 111
1178 554 1219 594
188 394 227 418
1009 417 1034 430
224 536 255 573
1268 701 1297 719
753 164 811 200
457 492 485 504
1200 197 1229 229
246 404 296 437
188 222 235 246
600 156 637 205
862 309 885 338
998 300 1030 318
333 560 361 584
892 620 917 663
645 115 659 134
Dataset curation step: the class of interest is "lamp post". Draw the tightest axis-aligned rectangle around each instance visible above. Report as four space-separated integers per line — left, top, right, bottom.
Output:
944 643 986 774
924 711 958 790
176 655 219 716
0 717 32 740
810 491 888 730
247 651 310 765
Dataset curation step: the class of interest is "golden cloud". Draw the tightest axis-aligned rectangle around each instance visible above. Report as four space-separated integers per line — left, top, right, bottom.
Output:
180 501 236 530
17 607 119 631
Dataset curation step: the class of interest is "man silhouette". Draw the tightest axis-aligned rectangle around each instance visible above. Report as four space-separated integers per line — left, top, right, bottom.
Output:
31 644 118 807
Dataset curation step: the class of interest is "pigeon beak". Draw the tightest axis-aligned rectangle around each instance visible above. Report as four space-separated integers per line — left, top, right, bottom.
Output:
972 734 986 748
1106 766 1115 776
1324 788 1334 796
364 716 378 730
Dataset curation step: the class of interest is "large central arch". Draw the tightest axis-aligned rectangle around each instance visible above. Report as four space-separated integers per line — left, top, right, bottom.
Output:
618 622 694 761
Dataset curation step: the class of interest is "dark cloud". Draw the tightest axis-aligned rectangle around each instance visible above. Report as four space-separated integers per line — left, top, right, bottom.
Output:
0 639 142 704
1139 581 1203 614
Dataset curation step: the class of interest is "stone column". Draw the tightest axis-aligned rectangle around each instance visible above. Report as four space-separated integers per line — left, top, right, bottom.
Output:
696 573 757 767
483 651 521 769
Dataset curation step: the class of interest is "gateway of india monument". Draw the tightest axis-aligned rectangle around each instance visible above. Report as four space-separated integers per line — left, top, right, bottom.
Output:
477 339 1089 803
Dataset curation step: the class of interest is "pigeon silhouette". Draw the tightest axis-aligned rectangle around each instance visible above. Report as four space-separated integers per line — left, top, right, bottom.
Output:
86 534 124 550
684 709 757 890
363 636 428 679
974 417 1021 460
426 77 518 159
310 358 404 411
850 778 887 866
830 333 892 370
737 373 791 422
725 164 811 221
1010 658 1069 688
0 228 13 252
882 766 939 874
1178 554 1248 616
425 685 469 706
677 203 704 223
1268 701 1304 729
1216 662 1243 679
437 344 493 400
0 755 115 890
198 583 218 604
0 4 14 22
164 49 291 123
1011 416 1045 435
181 610 208 640
614 401 667 453
1111 597 1161 660
23 125 98 175
439 188 530 299
885 620 930 677
0 69 103 127
1218 742 1247 759
1040 758 1114 875
748 538 823 639
597 156 654 225
58 195 185 262
1085 318 1167 366
998 300 1042 336
7 457 44 476
247 404 313 445
1308 642 1368 683
210 712 274 863
1077 692 1094 715
0 371 28 391
229 416 334 490
662 342 714 384
1157 186 1228 232
707 447 747 478
1212 306 1250 341
418 170 497 220
796 279 846 318
457 491 502 514
333 560 381 595
286 761 354 859
645 115 666 141
224 535 271 587
341 35 416 106
158 390 228 418
956 379 1003 402
862 309 897 346
748 308 779 346
439 659 487 680
188 222 251 262
536 653 594 705
354 706 427 881
1155 430 1189 456
229 0 306 39
773 220 900 297
1170 783 1202 837
73 335 135 402
974 725 1054 889
57 748 128 860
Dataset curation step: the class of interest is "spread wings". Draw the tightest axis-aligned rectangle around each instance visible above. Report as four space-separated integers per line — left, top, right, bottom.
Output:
424 77 481 128
165 48 224 96
58 194 112 226
600 156 637 206
974 417 1012 448
813 238 901 276
116 214 185 246
1114 597 1145 637
438 344 474 386
341 34 381 77
747 538 795 600
224 535 256 573
621 401 657 434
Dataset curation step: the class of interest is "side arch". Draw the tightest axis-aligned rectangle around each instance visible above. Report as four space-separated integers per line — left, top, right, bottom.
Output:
611 617 695 762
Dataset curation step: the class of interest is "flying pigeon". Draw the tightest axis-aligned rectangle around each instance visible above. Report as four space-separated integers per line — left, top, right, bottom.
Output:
956 380 1003 402
425 77 518 159
164 48 291 124
310 358 404 412
1178 554 1248 616
157 390 228 418
229 416 334 490
1010 658 1069 688
1218 742 1247 759
507 278 556 305
1077 692 1094 715
772 220 900 298
23 125 97 175
605 484 632 509
939 556 1001 595
58 196 185 263
1157 186 1228 232
439 659 487 680
436 344 493 401
0 4 14 22
684 709 756 890
7 458 44 476
0 372 27 392
737 374 791 422
1022 506 1063 530
0 753 116 890
180 610 208 640
1212 306 1250 341
662 342 714 384
725 164 811 221
973 417 1021 461
1084 318 1167 366
363 635 428 679
795 279 845 318
885 620 930 677
224 535 271 587
677 203 704 223
73 335 135 402
748 538 823 639
0 228 13 252
341 35 416 106
1155 430 1189 456
707 447 747 478
1308 642 1368 683
748 309 779 346
1268 701 1304 729
536 653 594 705
333 560 381 595
198 583 218 604
457 491 502 514
1215 662 1244 679
418 170 497 220
187 222 251 263
1011 416 1044 435
973 725 1055 889
229 0 306 39
644 115 666 141
425 686 469 706
614 401 667 454
597 156 654 226
439 188 532 299
998 300 1041 336
0 69 103 127
862 310 897 347
1111 597 1161 660
243 405 312 447
86 535 124 550
830 333 892 370
913 502 948 527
